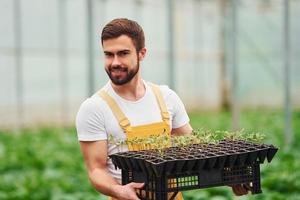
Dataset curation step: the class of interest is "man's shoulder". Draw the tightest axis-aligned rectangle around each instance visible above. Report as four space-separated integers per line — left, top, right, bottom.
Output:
158 84 172 93
80 82 111 108
77 93 109 115
146 81 174 96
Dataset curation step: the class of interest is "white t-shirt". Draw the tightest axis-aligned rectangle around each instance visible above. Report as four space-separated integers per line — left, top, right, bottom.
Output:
76 81 190 182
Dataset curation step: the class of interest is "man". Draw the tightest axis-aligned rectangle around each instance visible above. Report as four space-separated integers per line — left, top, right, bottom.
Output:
76 18 248 200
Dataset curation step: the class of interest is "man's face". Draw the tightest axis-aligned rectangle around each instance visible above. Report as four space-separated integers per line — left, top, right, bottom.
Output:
103 35 144 85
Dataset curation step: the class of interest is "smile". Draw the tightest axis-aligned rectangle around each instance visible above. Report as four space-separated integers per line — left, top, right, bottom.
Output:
110 67 127 72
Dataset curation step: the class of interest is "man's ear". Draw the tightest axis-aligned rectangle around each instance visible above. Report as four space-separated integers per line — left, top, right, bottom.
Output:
138 47 147 61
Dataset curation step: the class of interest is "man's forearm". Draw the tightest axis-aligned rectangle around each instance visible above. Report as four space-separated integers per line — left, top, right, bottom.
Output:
171 123 193 136
89 167 120 198
89 167 144 200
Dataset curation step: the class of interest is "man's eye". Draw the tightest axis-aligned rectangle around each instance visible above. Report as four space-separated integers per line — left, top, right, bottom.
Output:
105 53 113 58
119 51 129 56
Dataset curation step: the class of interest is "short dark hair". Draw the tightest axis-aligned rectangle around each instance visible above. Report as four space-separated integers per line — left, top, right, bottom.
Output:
101 18 145 52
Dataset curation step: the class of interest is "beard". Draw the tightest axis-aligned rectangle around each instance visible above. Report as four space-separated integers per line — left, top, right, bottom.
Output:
105 62 139 85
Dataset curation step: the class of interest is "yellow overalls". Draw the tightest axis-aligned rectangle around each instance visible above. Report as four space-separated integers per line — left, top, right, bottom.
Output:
98 83 183 200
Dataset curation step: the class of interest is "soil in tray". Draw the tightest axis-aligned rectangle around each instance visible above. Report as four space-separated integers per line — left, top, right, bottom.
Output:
110 140 278 173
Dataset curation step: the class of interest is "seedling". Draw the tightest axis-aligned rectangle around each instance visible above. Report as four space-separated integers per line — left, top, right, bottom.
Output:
109 129 266 155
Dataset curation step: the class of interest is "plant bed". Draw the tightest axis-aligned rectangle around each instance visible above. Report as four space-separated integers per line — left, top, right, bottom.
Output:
109 139 278 200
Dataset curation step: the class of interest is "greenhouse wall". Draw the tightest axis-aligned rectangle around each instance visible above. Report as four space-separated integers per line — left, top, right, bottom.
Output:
0 0 299 128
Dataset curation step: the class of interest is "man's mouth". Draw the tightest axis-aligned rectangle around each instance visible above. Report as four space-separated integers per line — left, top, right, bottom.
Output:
106 63 139 85
110 67 127 76
110 67 127 72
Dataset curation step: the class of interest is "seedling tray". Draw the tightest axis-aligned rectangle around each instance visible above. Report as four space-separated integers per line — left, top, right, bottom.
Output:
109 140 278 200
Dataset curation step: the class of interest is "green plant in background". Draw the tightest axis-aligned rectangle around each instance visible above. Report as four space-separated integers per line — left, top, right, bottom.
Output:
0 110 298 200
0 127 104 200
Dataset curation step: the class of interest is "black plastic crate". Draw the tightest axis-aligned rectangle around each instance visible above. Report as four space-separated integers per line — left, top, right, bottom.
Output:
110 140 278 200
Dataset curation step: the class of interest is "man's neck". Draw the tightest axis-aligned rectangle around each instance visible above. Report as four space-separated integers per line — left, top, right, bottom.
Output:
111 77 146 101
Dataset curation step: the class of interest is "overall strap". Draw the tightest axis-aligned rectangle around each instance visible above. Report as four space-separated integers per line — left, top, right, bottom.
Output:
97 90 131 133
149 83 170 127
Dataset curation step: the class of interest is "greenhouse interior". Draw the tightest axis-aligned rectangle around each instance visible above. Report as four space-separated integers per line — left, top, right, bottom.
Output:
0 0 299 199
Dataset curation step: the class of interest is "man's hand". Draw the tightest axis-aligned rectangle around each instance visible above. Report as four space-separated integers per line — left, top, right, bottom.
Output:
231 183 251 196
112 182 145 200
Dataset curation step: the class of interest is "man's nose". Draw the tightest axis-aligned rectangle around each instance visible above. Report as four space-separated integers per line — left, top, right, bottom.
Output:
112 55 121 66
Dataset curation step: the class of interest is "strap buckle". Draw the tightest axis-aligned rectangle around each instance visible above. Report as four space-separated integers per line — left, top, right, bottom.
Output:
161 111 170 120
119 118 130 128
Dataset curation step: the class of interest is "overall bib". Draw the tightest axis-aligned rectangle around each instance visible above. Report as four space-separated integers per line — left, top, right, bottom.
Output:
98 83 183 200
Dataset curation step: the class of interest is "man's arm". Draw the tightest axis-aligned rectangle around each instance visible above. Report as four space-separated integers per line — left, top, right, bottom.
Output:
80 140 144 200
171 123 193 136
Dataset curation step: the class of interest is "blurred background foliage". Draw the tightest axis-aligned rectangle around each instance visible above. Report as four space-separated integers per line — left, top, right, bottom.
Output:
0 109 299 200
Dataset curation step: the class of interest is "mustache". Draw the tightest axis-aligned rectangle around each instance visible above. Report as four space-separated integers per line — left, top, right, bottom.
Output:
109 65 128 72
